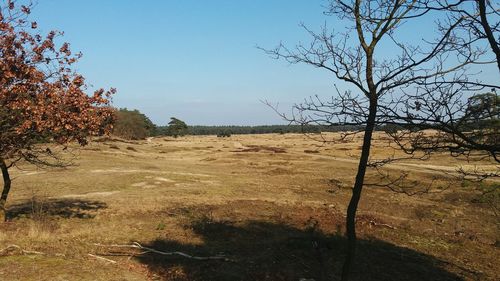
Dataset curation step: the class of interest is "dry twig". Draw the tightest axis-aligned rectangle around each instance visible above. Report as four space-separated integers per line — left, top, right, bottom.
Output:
0 244 45 256
88 253 117 264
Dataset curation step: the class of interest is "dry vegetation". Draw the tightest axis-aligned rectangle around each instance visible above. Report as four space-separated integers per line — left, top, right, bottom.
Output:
0 133 498 281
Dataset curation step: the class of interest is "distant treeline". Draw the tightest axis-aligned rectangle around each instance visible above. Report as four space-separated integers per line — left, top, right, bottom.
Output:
111 108 369 139
156 124 362 136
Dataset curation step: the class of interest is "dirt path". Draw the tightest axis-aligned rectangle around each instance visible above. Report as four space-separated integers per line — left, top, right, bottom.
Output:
297 152 499 179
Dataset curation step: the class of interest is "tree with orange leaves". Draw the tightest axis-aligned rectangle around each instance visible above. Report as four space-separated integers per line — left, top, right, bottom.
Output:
0 1 116 221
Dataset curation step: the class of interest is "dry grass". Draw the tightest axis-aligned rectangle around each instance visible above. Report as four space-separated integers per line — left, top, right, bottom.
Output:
0 133 498 280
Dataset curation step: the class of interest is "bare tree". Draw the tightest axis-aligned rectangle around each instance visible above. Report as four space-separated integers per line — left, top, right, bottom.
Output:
470 0 499 70
383 0 500 178
432 0 499 71
263 1 498 280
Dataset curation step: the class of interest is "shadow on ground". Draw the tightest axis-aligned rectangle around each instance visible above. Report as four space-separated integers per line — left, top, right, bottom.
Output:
136 219 464 281
7 198 107 220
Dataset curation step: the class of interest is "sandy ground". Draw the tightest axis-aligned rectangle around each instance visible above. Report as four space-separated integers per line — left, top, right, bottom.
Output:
0 133 498 280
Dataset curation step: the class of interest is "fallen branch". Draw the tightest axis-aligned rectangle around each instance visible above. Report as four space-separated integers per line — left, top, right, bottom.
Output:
369 220 397 230
0 245 45 256
94 242 231 261
88 253 117 264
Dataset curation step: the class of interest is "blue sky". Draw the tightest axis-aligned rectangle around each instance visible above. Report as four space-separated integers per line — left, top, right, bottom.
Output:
30 1 497 125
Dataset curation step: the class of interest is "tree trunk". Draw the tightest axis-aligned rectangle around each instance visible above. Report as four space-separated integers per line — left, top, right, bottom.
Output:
0 159 11 222
340 100 377 281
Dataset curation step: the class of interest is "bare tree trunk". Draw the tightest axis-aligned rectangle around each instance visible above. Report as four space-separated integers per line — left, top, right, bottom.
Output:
0 159 11 222
340 100 377 281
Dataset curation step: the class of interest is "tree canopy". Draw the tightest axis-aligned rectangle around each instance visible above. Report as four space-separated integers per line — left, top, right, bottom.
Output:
0 1 115 220
165 117 188 138
112 108 156 140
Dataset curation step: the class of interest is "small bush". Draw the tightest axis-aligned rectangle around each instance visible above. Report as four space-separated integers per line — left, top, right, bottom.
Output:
217 131 232 138
156 222 166 230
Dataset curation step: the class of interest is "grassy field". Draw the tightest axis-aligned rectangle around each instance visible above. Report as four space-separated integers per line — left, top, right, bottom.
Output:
0 133 498 281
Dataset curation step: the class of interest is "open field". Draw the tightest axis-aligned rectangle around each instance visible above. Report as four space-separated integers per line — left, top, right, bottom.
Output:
0 133 498 281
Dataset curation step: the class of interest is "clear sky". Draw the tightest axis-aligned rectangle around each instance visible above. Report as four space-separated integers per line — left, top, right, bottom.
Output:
30 1 497 126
